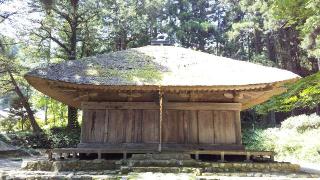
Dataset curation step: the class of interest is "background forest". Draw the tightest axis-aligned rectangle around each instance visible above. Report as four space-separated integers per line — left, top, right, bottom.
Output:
0 0 319 163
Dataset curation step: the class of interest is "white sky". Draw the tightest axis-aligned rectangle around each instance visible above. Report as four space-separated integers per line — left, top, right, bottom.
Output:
0 0 42 40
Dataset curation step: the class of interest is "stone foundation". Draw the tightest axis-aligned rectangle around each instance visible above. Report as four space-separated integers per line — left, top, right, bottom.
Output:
22 159 300 174
22 159 118 172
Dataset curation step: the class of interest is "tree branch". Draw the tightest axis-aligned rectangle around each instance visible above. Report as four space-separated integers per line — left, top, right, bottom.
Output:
307 26 320 50
33 32 70 53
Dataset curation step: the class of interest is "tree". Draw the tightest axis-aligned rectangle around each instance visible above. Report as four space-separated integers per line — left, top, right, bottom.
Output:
0 38 43 134
103 0 165 51
30 0 105 129
255 0 320 115
164 0 216 50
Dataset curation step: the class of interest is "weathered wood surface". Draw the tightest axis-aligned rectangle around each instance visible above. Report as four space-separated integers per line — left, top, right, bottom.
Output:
162 110 237 145
77 143 244 151
82 109 160 144
81 102 241 149
82 102 241 110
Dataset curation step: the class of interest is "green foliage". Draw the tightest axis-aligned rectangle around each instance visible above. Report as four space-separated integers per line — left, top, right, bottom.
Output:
249 54 277 67
2 126 80 149
256 72 320 114
0 117 18 132
165 0 216 50
47 127 80 148
30 93 68 129
271 0 320 59
242 128 276 151
243 114 320 163
6 131 51 149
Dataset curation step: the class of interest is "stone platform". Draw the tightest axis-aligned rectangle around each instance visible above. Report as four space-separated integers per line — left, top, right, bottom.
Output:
6 153 316 179
22 153 299 173
1 153 319 179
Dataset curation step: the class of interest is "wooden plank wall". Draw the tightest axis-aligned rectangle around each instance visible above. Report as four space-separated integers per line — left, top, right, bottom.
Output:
162 110 237 145
81 109 160 144
81 102 241 146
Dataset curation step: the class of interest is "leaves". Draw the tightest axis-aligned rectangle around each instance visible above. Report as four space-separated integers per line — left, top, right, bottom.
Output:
256 72 320 114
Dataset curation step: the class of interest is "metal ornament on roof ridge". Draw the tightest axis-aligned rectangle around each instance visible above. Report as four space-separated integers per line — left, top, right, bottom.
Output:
151 33 172 46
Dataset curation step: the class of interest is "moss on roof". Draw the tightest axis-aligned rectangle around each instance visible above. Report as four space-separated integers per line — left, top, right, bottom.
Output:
26 46 299 86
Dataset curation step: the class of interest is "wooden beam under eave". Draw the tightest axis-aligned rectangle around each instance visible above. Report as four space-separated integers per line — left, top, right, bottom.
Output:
241 87 286 110
25 76 81 108
73 92 98 101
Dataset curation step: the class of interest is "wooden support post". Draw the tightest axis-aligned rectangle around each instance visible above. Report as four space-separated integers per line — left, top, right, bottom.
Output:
158 88 164 152
47 150 53 160
195 153 199 160
270 154 274 162
245 152 251 162
220 151 225 162
97 151 101 159
123 152 127 160
73 152 77 159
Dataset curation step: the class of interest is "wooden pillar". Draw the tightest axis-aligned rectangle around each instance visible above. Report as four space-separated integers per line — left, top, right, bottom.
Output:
80 103 87 144
158 88 164 152
235 110 242 144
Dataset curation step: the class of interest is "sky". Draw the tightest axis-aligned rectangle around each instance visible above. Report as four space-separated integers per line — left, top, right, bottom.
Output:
0 0 42 40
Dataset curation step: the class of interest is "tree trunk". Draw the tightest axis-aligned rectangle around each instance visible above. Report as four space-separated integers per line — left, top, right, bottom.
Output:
67 106 79 129
266 32 277 62
8 70 43 134
45 97 48 125
269 111 276 126
254 29 263 54
316 104 320 116
66 0 80 130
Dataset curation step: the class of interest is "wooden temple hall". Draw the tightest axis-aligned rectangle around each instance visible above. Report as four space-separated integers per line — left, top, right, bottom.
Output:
25 45 299 160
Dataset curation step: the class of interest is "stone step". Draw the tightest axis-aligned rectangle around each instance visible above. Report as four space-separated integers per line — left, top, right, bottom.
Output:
22 159 301 174
2 171 319 179
130 153 192 160
126 159 199 167
121 166 202 174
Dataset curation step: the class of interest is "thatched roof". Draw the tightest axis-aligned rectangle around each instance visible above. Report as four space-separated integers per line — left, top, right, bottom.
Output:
26 46 299 87
24 46 300 109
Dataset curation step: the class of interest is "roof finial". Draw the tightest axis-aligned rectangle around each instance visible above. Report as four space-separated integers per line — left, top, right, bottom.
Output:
151 33 172 46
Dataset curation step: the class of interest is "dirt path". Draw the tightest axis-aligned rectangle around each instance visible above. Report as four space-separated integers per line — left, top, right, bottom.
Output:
0 158 22 171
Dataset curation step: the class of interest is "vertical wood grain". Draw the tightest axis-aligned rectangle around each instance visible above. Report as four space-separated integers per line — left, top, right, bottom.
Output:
133 109 143 143
108 110 124 143
234 110 242 144
142 110 159 143
198 110 214 144
186 110 199 144
124 109 134 143
103 109 109 142
93 110 106 142
162 110 178 143
214 111 225 144
224 111 236 144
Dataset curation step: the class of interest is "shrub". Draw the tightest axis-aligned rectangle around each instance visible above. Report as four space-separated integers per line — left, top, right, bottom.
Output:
243 113 320 163
47 127 80 148
0 117 18 132
281 113 320 133
6 131 52 149
2 127 81 149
